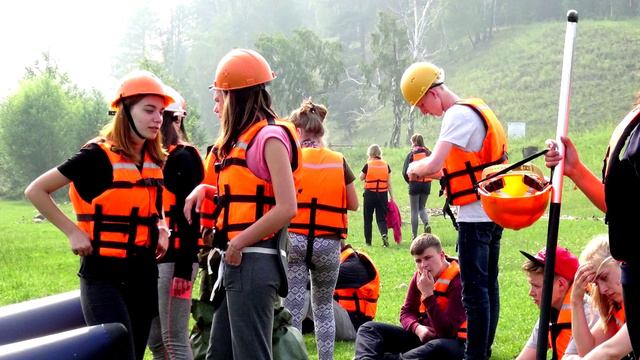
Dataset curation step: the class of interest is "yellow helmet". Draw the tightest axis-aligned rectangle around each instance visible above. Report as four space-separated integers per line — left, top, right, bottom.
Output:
477 163 551 230
400 62 444 106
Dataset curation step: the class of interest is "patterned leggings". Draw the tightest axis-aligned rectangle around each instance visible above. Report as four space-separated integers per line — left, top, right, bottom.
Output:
284 233 340 360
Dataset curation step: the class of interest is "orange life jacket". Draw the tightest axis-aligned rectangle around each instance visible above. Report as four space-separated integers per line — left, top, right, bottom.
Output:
442 98 508 206
364 159 389 192
162 144 205 251
69 140 163 258
548 285 574 360
334 246 380 320
288 147 348 239
408 147 432 183
214 118 302 244
200 144 219 230
610 303 626 333
417 259 468 341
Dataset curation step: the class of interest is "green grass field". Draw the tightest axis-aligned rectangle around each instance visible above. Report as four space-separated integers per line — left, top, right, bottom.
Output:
0 127 611 359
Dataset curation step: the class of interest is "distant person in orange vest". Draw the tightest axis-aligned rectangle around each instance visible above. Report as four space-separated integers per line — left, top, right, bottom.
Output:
24 70 173 360
284 99 359 360
544 93 640 358
401 62 508 360
516 246 597 360
148 86 204 360
360 144 393 247
354 233 467 360
402 133 433 238
563 235 633 360
183 49 301 360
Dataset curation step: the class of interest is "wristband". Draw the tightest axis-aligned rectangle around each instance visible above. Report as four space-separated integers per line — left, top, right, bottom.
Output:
158 225 172 238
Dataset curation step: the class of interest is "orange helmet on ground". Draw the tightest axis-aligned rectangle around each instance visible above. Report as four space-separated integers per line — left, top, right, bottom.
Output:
478 163 551 230
111 70 174 108
209 49 276 91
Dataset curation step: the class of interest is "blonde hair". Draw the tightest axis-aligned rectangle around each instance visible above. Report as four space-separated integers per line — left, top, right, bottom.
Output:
367 144 382 158
100 94 167 166
580 234 619 332
289 98 327 142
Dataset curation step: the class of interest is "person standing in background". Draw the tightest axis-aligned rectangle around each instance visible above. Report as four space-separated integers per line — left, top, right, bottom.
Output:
402 133 433 238
360 144 392 247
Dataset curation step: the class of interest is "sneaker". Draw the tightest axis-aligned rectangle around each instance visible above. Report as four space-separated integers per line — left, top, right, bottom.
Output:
424 224 432 234
382 234 389 247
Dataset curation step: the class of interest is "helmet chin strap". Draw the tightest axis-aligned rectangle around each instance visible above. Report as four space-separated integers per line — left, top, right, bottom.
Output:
123 103 147 140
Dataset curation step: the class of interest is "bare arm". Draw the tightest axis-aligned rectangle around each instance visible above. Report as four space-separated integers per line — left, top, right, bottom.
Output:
24 168 93 256
346 182 359 211
515 346 536 360
544 137 605 212
225 138 297 265
583 324 633 360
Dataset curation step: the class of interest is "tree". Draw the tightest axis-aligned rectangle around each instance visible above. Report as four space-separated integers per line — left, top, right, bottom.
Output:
255 29 343 115
0 54 111 198
362 12 413 147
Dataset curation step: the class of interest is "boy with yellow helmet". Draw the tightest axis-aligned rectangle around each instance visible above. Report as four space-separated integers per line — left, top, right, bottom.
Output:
401 62 508 360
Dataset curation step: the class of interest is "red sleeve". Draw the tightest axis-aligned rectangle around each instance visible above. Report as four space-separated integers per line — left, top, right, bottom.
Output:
423 274 466 338
400 272 428 333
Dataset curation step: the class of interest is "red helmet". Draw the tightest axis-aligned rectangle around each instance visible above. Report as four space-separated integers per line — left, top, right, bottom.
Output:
478 163 551 230
209 49 276 91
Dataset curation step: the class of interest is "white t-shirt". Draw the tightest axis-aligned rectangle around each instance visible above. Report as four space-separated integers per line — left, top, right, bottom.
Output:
439 103 490 222
524 297 599 355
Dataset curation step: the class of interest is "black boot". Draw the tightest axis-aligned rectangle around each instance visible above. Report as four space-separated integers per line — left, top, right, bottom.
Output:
382 234 389 247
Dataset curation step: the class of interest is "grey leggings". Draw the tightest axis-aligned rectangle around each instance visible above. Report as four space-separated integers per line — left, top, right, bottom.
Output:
148 262 198 360
285 232 340 360
409 193 429 239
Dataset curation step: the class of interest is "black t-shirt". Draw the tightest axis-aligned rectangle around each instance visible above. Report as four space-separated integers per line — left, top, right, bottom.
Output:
343 158 356 185
58 143 113 204
58 143 160 281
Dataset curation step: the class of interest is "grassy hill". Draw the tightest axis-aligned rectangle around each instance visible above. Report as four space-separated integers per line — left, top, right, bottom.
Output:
340 18 640 149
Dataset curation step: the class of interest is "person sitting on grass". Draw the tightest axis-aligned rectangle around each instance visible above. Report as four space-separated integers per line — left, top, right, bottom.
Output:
516 246 598 360
354 233 466 360
563 235 634 360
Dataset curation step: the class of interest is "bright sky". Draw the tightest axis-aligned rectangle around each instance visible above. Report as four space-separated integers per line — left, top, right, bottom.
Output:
2 0 185 101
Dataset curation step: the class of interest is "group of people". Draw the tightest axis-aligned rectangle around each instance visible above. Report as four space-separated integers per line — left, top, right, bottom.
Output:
24 45 639 360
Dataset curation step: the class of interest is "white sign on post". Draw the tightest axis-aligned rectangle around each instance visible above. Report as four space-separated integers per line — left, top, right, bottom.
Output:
508 122 526 139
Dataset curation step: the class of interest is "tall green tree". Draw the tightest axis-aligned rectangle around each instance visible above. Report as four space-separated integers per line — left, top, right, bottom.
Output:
255 29 343 116
363 12 413 147
0 54 111 198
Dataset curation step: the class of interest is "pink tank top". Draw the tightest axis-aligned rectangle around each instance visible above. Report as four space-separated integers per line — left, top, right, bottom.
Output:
245 126 292 181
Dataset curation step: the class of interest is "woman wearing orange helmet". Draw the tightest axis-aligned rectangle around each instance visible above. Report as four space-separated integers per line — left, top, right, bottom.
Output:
25 70 173 360
148 86 204 360
184 49 301 360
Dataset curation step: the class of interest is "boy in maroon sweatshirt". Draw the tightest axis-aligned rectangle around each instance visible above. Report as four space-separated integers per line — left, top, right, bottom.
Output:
354 233 466 359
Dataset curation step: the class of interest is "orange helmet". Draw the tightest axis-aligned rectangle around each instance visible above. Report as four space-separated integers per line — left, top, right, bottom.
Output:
111 70 174 108
164 85 187 116
478 163 551 230
209 49 276 91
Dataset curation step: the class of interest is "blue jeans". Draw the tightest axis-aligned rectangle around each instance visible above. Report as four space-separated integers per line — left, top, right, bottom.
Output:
457 222 503 360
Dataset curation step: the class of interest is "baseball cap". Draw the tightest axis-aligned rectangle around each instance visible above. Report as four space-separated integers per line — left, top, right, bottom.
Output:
520 246 579 281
